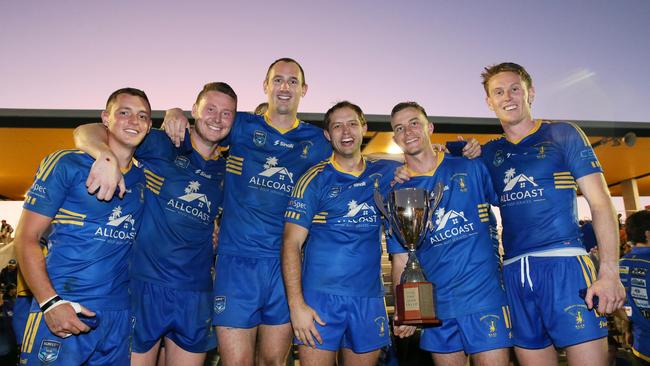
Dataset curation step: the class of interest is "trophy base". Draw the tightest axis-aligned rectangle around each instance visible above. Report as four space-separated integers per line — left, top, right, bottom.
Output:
395 282 441 326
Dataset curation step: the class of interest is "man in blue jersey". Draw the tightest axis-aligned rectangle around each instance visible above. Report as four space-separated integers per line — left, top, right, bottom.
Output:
73 82 236 366
282 101 397 365
619 210 650 364
388 102 512 366
162 58 332 366
14 88 152 365
480 62 625 365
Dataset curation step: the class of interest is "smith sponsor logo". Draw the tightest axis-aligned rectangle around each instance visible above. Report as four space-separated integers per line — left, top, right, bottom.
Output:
166 181 212 221
430 207 476 244
94 205 137 240
500 168 544 204
249 156 294 194
274 140 294 148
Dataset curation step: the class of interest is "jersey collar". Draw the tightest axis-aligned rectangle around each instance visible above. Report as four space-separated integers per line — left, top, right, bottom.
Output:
506 119 543 145
404 152 445 177
263 112 300 134
330 154 366 177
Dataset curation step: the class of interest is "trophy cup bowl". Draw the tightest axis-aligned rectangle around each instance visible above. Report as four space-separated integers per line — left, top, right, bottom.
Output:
374 184 444 326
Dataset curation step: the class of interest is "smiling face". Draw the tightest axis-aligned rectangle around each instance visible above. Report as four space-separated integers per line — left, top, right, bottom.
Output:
391 107 433 156
324 106 367 159
263 61 308 116
191 90 236 144
485 71 535 127
101 93 152 149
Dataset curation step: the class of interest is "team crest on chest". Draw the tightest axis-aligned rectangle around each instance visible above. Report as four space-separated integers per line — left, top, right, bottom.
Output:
38 340 61 363
493 150 505 167
299 141 313 159
451 173 468 192
174 155 190 169
253 130 267 147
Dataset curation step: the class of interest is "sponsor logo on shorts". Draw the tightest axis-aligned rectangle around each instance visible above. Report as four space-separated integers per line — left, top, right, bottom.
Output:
620 266 629 274
214 296 226 314
631 268 647 276
374 316 386 337
632 287 648 300
38 340 61 363
631 278 647 287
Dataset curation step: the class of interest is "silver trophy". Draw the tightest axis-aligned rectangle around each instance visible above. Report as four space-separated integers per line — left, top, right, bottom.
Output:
374 183 444 325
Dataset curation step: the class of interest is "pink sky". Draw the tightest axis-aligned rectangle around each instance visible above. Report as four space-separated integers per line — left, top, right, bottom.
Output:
1 1 649 122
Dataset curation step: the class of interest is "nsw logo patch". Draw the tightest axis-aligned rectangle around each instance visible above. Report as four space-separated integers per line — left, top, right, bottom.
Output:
214 296 226 314
38 339 61 363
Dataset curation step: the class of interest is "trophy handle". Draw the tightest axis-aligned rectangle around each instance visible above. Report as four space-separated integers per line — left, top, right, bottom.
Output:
373 190 393 238
373 190 390 219
427 182 445 232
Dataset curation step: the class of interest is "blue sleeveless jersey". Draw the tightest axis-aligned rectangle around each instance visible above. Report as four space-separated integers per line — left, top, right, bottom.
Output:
130 129 225 291
620 246 650 359
481 120 603 259
284 157 399 297
218 113 332 258
23 150 145 310
387 154 506 319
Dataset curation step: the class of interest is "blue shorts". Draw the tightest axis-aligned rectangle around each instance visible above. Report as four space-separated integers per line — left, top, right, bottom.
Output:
130 279 216 353
420 305 513 354
20 308 129 366
12 296 32 345
296 290 391 353
503 255 608 349
212 255 289 328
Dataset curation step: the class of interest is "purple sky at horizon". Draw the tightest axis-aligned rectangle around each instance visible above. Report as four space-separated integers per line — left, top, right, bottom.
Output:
1 1 649 122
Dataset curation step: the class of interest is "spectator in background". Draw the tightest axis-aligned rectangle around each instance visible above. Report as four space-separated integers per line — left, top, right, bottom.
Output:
0 259 18 288
0 283 18 365
0 220 14 245
619 210 650 365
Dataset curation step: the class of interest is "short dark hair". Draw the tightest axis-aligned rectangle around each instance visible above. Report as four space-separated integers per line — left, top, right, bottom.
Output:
625 210 650 244
105 88 151 112
391 101 428 119
323 101 367 130
265 58 306 86
481 62 533 96
195 82 238 106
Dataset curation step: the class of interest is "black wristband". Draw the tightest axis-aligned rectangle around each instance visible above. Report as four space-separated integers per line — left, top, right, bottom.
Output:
40 295 62 313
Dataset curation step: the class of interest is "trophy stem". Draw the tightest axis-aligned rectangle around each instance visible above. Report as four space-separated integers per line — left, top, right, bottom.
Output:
400 249 427 283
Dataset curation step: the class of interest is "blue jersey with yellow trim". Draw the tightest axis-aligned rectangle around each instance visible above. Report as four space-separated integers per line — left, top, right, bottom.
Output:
130 129 225 291
620 246 650 359
387 154 506 319
218 113 332 258
23 150 145 310
284 157 399 297
481 120 603 259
